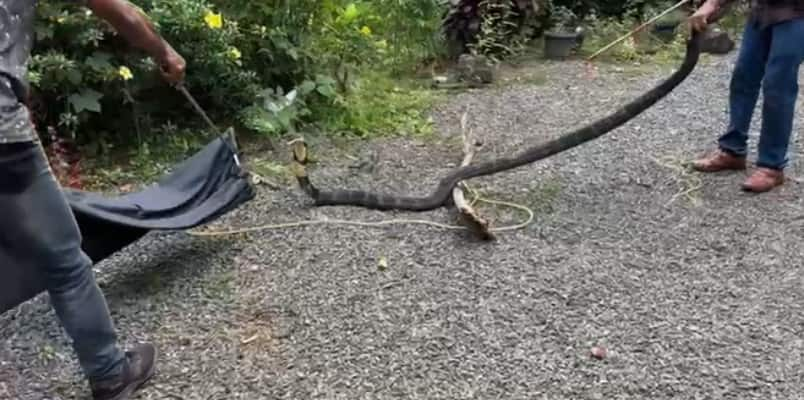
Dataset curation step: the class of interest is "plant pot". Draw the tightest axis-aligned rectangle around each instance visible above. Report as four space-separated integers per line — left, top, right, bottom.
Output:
574 27 586 50
544 31 581 60
652 20 680 42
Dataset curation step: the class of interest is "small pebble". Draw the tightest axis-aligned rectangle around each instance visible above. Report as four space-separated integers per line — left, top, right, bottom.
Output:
591 346 607 360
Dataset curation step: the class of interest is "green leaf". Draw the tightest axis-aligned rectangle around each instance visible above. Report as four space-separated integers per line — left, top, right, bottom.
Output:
277 109 292 128
316 84 336 98
68 89 103 113
34 25 54 40
287 48 299 60
85 52 113 70
315 74 337 86
265 101 281 113
342 3 359 23
66 69 82 85
299 80 316 95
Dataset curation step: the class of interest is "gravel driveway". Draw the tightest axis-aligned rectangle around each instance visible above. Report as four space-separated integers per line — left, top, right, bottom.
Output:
3 43 804 400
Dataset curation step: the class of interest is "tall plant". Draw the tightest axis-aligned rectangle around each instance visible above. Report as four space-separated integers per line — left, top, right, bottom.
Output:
441 0 548 60
29 0 258 146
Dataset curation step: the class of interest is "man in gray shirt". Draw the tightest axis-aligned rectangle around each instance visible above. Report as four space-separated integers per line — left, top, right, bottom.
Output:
1 1 185 399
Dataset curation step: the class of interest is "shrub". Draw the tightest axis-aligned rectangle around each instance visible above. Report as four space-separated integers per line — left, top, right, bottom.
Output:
30 0 449 149
221 0 446 138
29 0 260 150
442 0 550 60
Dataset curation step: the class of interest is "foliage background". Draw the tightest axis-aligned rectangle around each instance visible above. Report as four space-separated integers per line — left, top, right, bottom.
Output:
28 0 746 187
29 0 449 149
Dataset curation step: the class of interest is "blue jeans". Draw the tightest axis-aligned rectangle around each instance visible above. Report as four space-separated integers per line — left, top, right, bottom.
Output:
0 140 125 381
718 17 804 170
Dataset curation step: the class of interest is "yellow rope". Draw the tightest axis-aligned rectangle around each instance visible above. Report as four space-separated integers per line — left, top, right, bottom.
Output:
186 138 535 237
184 185 535 237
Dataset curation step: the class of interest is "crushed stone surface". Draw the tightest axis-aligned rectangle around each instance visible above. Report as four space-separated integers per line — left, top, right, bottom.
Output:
3 44 804 400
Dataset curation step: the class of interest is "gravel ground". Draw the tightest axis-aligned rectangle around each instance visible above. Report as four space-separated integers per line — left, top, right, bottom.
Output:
3 44 804 400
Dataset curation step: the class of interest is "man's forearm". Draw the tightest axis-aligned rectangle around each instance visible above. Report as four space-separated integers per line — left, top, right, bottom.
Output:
85 0 171 62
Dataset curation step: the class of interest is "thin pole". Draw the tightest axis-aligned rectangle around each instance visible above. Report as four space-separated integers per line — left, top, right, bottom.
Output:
585 0 691 62
175 83 241 166
176 83 219 133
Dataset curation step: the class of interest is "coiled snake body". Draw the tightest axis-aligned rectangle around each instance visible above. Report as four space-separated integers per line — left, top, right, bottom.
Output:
293 31 703 212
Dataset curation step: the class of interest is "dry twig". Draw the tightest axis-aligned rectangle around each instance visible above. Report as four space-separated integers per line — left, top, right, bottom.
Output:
452 112 495 240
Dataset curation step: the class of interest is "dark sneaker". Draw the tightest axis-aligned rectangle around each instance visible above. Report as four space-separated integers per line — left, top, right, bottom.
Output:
91 343 156 400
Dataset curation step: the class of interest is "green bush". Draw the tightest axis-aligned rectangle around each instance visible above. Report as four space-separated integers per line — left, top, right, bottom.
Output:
442 0 550 61
550 0 677 20
30 0 447 149
29 0 714 153
30 0 259 149
216 0 445 137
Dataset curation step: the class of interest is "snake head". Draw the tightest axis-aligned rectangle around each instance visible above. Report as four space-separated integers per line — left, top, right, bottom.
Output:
288 137 309 165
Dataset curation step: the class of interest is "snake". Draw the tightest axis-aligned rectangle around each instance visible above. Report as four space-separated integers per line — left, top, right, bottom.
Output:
292 30 703 212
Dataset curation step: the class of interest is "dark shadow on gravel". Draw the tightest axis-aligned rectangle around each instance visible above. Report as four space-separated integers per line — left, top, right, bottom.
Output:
95 232 238 309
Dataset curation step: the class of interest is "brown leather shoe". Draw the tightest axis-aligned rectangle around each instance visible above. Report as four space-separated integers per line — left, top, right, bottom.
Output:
90 343 156 400
741 167 784 192
692 149 746 172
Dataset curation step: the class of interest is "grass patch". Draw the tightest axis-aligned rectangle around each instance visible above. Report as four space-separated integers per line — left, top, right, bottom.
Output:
71 63 446 191
651 153 704 207
75 127 214 192
201 269 235 301
467 175 564 222
573 5 748 67
248 158 295 186
524 177 563 214
653 156 703 207
577 14 689 66
494 64 548 88
317 70 444 139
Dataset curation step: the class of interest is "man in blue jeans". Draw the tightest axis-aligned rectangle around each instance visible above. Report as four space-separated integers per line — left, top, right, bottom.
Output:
690 0 804 192
1 0 185 399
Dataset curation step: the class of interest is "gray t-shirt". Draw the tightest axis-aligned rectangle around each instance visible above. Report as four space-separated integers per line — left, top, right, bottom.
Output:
0 0 84 143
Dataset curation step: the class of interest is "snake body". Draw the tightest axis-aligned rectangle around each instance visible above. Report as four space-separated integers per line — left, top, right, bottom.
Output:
295 31 703 212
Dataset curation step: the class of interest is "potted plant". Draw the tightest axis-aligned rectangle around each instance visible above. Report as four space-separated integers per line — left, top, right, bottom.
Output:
647 2 685 42
543 5 582 60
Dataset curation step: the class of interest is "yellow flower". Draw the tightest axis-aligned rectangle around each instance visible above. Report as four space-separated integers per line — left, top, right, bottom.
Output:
360 25 372 36
118 66 133 81
228 47 241 60
204 10 223 29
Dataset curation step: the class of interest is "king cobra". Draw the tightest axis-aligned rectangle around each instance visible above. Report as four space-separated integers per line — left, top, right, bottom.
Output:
293 30 703 212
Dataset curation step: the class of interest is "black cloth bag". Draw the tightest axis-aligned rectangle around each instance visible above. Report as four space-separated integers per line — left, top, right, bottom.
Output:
1 136 254 314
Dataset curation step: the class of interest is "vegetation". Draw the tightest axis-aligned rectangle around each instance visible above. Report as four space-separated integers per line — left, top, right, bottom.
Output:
28 0 749 188
442 0 550 61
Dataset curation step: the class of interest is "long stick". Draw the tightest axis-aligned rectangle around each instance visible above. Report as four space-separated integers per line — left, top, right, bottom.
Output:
585 0 691 62
452 111 494 241
176 83 218 133
175 83 241 166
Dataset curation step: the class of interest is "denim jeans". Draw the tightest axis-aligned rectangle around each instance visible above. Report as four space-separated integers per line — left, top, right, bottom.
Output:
718 17 804 170
0 140 124 381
